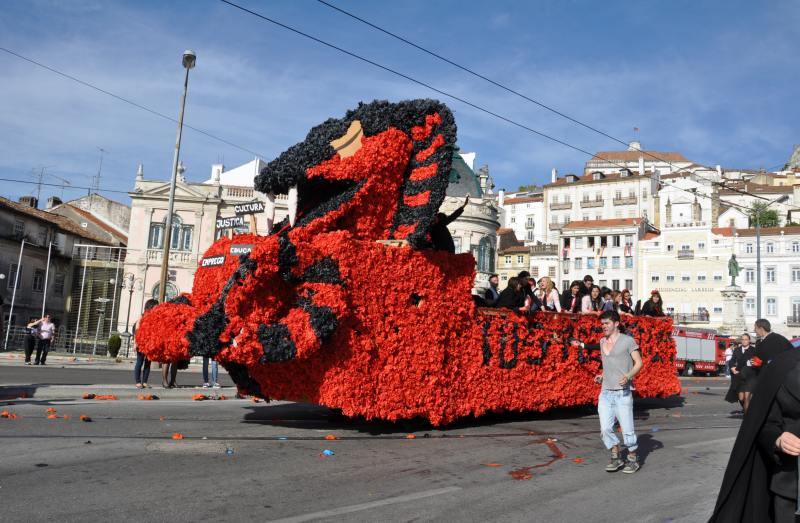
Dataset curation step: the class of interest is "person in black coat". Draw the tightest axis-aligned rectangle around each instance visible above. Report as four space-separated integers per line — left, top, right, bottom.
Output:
743 319 795 368
639 290 665 317
496 277 525 311
711 348 800 522
484 274 501 307
725 334 750 407
560 280 583 313
429 196 468 253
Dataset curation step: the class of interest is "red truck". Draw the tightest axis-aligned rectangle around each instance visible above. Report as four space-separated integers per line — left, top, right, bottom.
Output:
672 326 736 377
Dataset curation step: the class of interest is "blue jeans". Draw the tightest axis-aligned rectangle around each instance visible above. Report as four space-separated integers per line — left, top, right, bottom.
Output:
202 356 218 384
598 389 638 452
134 351 151 384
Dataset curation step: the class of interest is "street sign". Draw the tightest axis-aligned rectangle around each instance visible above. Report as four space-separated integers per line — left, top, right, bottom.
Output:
230 244 253 256
200 255 225 268
234 201 265 215
215 215 245 230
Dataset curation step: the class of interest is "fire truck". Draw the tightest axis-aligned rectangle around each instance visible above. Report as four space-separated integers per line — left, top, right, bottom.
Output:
672 326 737 377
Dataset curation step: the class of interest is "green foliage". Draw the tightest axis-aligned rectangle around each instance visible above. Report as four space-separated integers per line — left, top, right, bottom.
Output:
748 202 779 228
516 184 541 193
107 333 122 358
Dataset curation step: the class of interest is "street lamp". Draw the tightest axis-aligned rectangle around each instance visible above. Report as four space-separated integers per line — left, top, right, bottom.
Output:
755 194 789 319
122 273 143 357
157 49 196 303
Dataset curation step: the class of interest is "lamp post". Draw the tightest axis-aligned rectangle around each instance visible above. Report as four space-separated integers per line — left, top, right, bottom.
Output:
122 273 142 357
158 50 196 303
755 194 789 319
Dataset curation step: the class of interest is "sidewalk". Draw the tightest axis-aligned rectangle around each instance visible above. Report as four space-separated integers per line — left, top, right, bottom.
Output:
0 383 239 401
0 350 210 372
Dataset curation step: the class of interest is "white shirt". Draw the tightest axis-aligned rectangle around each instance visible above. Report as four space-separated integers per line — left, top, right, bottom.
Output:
39 321 55 340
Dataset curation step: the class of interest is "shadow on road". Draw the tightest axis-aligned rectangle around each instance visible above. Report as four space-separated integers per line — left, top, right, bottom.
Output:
635 433 664 466
241 394 687 435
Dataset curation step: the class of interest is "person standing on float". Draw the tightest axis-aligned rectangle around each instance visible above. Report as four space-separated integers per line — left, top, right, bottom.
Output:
571 310 644 473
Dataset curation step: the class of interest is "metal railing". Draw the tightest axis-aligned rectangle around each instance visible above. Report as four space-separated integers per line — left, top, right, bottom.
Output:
548 222 565 230
670 313 710 323
612 196 638 205
549 202 572 210
677 249 695 260
580 200 604 208
530 244 558 255
146 249 197 265
0 324 131 357
787 316 800 327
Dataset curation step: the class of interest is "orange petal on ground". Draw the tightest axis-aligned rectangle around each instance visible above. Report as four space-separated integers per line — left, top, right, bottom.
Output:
325 434 338 440
172 433 184 440
79 415 92 422
573 457 584 463
405 434 416 439
483 463 502 467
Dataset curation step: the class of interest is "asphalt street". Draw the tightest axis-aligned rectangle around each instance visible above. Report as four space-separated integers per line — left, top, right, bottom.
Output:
0 369 738 523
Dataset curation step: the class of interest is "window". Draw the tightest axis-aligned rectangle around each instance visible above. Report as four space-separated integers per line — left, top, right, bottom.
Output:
582 214 589 221
574 238 583 249
681 273 691 282
615 190 622 200
526 217 534 228
599 257 608 269
510 217 515 224
697 273 707 282
453 237 462 254
182 227 193 251
666 273 675 282
667 244 674 252
642 188 648 199
574 257 583 270
587 258 595 269
651 274 660 283
766 242 775 254
517 255 525 265
599 280 607 288
793 267 800 283
526 230 534 241
32 269 45 292
53 273 65 296
713 307 722 314
531 267 539 278
612 235 621 247
745 243 754 254
13 219 24 237
548 266 556 278
714 273 723 282
625 257 633 268
625 235 634 247
793 241 800 254
477 238 495 273
148 224 164 249
681 244 691 251
625 279 633 291
7 264 20 289
745 298 756 313
714 239 720 245
615 210 623 218
697 242 705 250
612 279 620 291
612 256 620 269
504 256 511 265
766 267 776 283
501 274 508 282
588 237 596 248
38 228 47 246
766 297 777 316
745 268 755 284
595 192 602 201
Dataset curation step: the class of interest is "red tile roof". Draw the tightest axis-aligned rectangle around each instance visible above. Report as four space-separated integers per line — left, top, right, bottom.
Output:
0 196 111 244
562 218 642 230
504 195 543 205
711 227 735 237
499 245 530 254
733 226 800 237
545 170 648 188
643 231 660 240
66 205 128 245
590 150 689 163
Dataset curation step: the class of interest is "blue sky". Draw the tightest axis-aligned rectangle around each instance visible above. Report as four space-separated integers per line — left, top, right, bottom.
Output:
1 0 798 206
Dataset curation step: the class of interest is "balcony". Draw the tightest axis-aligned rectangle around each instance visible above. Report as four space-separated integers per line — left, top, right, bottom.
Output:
677 249 695 260
549 201 573 210
525 221 535 229
580 199 604 208
146 249 198 265
670 313 710 324
612 196 638 205
530 244 558 256
548 222 565 231
788 316 800 327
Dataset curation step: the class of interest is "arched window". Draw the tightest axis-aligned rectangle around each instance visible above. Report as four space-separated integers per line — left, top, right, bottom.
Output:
148 223 164 249
477 237 495 273
170 215 183 250
151 214 194 251
151 282 179 301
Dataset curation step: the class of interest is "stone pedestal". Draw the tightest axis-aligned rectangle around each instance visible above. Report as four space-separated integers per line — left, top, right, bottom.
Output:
719 285 747 335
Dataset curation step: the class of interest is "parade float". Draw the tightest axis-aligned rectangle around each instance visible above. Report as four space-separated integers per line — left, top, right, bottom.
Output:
136 99 680 426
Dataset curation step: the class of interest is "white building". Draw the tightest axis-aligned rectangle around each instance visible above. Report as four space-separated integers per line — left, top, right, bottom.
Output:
496 191 545 245
728 226 800 337
583 141 693 176
559 218 650 296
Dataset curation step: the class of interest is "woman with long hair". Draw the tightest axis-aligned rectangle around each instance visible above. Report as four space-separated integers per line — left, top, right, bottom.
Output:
620 289 634 314
581 285 603 314
537 276 562 312
496 277 526 311
561 280 583 313
640 290 665 317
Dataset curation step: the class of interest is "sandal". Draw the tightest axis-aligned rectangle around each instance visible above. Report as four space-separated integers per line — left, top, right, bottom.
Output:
135 383 143 389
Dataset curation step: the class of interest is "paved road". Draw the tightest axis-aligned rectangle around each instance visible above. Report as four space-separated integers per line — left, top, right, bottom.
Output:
0 376 738 522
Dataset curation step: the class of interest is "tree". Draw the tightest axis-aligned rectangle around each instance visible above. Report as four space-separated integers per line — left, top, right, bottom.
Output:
748 202 780 228
516 184 541 193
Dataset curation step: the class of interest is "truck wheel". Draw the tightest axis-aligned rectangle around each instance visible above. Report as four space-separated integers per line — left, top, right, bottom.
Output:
684 363 694 377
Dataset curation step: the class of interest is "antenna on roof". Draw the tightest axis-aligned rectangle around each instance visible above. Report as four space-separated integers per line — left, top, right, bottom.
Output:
91 147 106 195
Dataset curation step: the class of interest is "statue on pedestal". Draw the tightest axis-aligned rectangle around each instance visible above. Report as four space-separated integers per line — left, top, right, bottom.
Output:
728 254 741 286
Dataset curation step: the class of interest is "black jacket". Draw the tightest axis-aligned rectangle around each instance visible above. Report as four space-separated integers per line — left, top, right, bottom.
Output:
640 299 664 317
484 286 500 307
742 332 795 368
496 287 524 310
758 363 800 499
711 349 800 521
560 292 581 313
429 207 464 253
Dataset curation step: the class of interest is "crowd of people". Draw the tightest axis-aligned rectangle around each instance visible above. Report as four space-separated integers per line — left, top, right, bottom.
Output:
481 272 666 318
